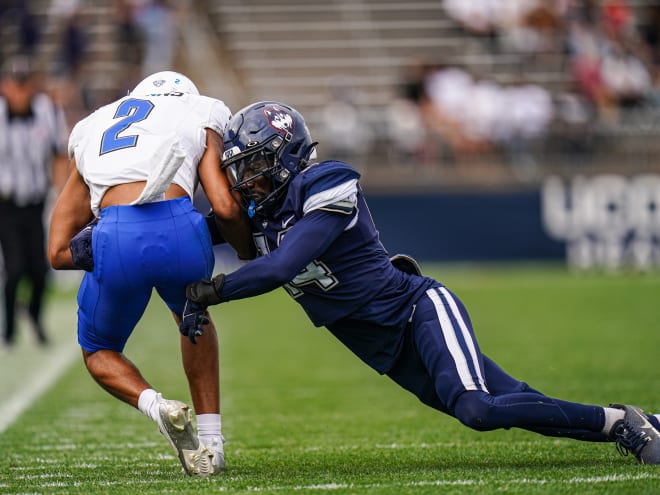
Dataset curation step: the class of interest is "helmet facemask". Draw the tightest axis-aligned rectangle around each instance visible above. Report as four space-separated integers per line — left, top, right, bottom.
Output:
224 139 292 218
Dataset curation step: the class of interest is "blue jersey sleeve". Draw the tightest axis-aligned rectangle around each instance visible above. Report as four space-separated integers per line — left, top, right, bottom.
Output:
220 209 355 300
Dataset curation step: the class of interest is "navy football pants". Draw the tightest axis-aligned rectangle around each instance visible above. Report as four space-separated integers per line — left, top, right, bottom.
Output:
386 285 610 442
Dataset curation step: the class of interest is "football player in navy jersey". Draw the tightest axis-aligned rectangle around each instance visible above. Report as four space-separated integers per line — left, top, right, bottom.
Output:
183 101 660 465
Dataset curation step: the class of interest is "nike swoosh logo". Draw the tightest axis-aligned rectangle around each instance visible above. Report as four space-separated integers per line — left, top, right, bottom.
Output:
282 215 296 228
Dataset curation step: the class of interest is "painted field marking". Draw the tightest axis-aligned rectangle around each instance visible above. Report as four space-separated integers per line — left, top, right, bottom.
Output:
0 293 79 433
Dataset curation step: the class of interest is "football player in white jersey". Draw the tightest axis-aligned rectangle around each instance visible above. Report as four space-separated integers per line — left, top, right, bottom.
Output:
48 71 254 476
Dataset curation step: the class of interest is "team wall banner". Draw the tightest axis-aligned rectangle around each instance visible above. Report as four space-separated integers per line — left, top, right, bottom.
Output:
365 174 660 269
542 174 660 270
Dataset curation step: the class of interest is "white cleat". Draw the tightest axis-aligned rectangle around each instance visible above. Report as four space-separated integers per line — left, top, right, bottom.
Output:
200 436 226 475
157 399 214 476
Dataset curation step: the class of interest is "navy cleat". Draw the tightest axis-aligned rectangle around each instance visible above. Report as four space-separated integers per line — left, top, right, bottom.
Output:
610 404 660 464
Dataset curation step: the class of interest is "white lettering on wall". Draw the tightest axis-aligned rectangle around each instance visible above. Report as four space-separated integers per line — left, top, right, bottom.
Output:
542 174 660 270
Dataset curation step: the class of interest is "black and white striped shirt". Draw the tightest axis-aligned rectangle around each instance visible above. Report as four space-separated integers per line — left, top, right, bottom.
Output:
0 93 68 206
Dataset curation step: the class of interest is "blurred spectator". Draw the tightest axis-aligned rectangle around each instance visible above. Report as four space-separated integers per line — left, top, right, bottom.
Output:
385 57 435 164
114 0 145 88
384 97 427 164
553 91 596 154
443 0 498 38
317 76 373 167
0 2 41 58
640 3 660 67
404 60 556 175
0 56 69 350
564 0 655 121
114 0 145 92
499 81 555 180
601 0 633 38
57 7 87 79
424 65 492 161
133 0 177 77
600 41 652 109
499 3 562 58
45 1 91 130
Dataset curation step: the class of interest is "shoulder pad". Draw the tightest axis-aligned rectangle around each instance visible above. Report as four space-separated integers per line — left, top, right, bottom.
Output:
298 161 360 215
301 161 360 194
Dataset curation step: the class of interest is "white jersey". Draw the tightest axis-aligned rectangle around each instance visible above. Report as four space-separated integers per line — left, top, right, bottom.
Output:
68 93 231 216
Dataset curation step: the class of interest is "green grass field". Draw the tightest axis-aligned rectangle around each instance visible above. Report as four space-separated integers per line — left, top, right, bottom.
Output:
1 263 659 494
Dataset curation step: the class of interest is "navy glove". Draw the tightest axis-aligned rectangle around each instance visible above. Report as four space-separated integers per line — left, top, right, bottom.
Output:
179 299 209 345
186 274 225 306
70 220 97 272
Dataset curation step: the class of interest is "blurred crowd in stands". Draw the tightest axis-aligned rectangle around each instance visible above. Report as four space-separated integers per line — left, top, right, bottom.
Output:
311 1 660 179
396 0 660 170
0 0 181 128
2 0 660 179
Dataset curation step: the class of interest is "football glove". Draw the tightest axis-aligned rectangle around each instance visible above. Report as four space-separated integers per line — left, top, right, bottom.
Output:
179 299 209 345
70 220 98 272
186 274 225 306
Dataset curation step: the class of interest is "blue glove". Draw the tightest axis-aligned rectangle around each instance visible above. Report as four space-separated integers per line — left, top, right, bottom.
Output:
70 220 97 272
179 299 210 345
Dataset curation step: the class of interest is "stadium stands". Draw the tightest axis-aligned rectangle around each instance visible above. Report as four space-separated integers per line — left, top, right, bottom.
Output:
2 0 659 189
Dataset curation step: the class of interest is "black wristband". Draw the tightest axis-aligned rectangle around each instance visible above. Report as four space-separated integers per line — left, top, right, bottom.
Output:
205 212 225 245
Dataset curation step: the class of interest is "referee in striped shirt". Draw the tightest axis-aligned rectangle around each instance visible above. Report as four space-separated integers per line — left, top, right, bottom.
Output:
0 56 68 349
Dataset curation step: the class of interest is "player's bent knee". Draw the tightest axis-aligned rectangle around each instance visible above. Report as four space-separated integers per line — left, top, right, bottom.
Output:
453 391 500 432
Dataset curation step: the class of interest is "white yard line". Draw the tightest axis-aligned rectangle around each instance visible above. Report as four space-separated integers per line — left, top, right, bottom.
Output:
0 341 78 433
0 292 80 434
242 473 660 491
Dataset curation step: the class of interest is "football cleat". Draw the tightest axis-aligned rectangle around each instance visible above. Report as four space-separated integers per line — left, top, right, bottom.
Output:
200 435 226 474
157 399 216 476
610 404 660 464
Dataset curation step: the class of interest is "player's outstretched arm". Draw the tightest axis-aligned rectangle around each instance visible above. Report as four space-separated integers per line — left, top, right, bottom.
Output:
48 159 94 269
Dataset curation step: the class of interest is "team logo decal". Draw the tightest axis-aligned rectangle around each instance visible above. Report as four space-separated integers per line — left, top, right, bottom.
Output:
153 79 165 87
263 105 295 134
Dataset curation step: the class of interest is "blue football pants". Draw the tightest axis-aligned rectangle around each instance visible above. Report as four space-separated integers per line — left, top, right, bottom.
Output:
76 197 214 353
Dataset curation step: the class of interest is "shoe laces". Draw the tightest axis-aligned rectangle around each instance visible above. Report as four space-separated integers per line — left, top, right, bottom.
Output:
614 423 650 459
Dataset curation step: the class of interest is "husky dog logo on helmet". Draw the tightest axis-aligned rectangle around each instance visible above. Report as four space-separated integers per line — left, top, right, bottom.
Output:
263 105 295 134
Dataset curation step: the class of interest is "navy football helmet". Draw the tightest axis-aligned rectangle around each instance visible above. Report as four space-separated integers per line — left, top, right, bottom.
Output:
222 101 317 217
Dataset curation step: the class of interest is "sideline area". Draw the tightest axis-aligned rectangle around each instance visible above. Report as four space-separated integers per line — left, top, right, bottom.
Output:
0 284 80 433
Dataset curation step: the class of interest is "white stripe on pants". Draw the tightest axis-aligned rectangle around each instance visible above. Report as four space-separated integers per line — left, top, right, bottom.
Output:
427 287 488 393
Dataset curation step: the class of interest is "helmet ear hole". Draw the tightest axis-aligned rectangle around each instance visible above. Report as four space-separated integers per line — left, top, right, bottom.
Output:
289 142 302 156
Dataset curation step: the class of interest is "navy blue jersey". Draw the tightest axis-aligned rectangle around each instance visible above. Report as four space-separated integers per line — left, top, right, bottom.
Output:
221 160 435 369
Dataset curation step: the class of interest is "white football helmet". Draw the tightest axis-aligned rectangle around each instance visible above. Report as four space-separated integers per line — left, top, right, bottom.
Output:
131 71 200 96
